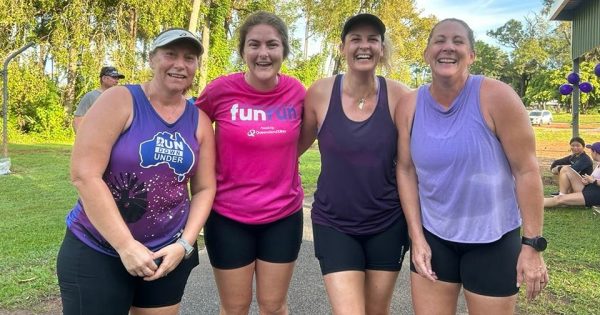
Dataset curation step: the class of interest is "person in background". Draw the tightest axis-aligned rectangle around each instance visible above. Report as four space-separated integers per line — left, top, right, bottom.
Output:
73 66 125 132
57 28 215 315
298 13 411 314
545 142 600 209
549 136 593 195
195 11 305 315
396 18 548 315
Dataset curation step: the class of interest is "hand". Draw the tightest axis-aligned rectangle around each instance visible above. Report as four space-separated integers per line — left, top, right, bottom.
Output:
143 243 186 281
410 237 437 281
116 240 158 278
516 245 549 301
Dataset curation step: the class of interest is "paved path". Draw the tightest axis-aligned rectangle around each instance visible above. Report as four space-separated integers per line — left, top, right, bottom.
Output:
181 198 467 314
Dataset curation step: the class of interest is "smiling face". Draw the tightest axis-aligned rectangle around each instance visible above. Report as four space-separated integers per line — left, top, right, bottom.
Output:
341 23 384 72
242 24 284 90
424 20 475 80
571 141 585 155
150 41 198 92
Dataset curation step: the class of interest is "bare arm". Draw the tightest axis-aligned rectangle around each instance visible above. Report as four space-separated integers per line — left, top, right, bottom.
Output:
70 87 156 277
482 78 548 300
395 90 436 281
72 116 83 133
298 78 332 156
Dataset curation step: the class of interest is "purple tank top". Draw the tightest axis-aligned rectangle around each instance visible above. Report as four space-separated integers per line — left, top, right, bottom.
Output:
66 85 199 256
311 75 402 235
411 75 521 243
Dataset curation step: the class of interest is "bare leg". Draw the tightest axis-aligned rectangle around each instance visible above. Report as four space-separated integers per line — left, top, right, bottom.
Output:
558 167 585 194
545 192 586 208
323 270 366 315
364 270 400 315
255 259 296 315
213 263 256 315
463 289 517 315
411 272 461 315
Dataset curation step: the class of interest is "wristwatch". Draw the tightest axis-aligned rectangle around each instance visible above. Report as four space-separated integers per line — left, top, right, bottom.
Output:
522 236 547 252
176 238 195 259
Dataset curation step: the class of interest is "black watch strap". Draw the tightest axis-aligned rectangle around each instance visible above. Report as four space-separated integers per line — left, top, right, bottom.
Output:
522 236 547 252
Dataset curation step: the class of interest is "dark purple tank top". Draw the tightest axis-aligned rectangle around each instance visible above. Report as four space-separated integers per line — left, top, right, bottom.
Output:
66 85 199 256
311 75 402 235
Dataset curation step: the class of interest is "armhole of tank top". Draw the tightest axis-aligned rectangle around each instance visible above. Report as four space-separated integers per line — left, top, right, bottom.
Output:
317 75 342 136
409 86 426 138
473 75 497 139
121 85 138 135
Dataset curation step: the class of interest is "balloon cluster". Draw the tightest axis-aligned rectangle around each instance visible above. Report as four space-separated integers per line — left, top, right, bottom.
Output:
559 63 600 95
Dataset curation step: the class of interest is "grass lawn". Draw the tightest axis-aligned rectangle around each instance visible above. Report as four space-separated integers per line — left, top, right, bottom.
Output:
2 118 600 313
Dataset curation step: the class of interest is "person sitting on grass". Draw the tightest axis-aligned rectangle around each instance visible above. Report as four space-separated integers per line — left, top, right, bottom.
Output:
545 142 600 208
549 136 593 196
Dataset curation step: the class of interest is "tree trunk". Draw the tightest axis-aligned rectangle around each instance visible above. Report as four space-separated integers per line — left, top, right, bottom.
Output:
63 46 78 113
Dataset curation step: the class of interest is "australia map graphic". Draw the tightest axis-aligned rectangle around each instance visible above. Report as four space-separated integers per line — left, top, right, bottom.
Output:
139 131 195 182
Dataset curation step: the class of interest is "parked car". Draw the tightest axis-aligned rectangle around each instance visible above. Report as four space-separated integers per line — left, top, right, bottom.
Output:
529 110 553 125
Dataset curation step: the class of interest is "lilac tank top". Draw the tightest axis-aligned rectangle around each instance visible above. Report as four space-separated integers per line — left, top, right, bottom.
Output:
411 75 521 243
66 85 199 256
311 75 402 235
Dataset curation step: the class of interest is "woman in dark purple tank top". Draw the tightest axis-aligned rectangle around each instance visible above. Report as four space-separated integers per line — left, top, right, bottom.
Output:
57 29 216 315
299 13 412 314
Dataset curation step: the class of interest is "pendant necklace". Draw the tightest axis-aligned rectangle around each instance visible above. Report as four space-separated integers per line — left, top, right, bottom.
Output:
358 98 366 110
356 79 378 110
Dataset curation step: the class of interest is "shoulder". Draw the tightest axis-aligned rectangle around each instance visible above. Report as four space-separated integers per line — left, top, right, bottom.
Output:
279 74 306 90
480 76 524 116
304 77 335 108
383 77 412 102
480 77 519 103
207 72 243 90
307 76 335 98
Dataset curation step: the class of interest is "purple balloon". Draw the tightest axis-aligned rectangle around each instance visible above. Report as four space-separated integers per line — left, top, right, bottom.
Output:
559 84 573 95
567 72 581 85
579 82 593 93
595 63 600 77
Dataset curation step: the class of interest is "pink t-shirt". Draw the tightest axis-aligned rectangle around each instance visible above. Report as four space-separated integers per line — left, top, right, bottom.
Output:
196 72 305 224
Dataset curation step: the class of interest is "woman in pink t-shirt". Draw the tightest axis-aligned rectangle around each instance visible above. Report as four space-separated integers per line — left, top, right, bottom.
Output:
195 11 305 315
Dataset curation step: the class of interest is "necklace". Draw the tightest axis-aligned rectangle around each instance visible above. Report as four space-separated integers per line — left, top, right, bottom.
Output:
358 98 366 110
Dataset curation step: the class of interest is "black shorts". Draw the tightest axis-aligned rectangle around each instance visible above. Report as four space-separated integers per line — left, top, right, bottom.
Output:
57 229 199 315
582 184 600 207
204 210 303 269
313 217 410 275
410 227 521 297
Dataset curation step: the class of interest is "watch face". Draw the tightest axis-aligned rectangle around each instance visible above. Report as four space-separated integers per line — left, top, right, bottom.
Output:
535 237 548 251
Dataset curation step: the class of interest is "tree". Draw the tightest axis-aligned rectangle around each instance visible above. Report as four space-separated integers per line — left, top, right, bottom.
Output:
471 40 509 80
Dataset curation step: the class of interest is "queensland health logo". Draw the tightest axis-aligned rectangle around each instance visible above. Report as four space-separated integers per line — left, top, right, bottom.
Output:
139 132 195 182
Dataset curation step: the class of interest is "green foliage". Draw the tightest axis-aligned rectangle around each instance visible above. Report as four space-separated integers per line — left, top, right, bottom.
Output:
471 40 509 79
283 53 326 87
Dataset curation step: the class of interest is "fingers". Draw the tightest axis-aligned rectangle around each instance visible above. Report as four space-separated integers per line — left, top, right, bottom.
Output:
524 265 549 301
412 252 437 281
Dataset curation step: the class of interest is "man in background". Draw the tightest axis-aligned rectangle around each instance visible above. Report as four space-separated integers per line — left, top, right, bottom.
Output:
72 66 125 132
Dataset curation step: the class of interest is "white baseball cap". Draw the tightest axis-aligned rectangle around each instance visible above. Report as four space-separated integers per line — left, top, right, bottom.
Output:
150 28 203 56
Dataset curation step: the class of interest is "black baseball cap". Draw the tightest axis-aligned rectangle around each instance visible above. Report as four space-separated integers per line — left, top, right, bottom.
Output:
341 13 386 41
100 66 125 79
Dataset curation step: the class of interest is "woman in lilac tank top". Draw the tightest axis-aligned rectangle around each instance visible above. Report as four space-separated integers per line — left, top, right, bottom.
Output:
396 19 548 314
57 29 216 315
299 14 412 314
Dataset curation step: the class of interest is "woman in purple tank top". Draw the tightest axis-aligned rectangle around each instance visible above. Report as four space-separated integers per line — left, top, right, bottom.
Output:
57 29 216 315
299 13 412 314
396 19 548 314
